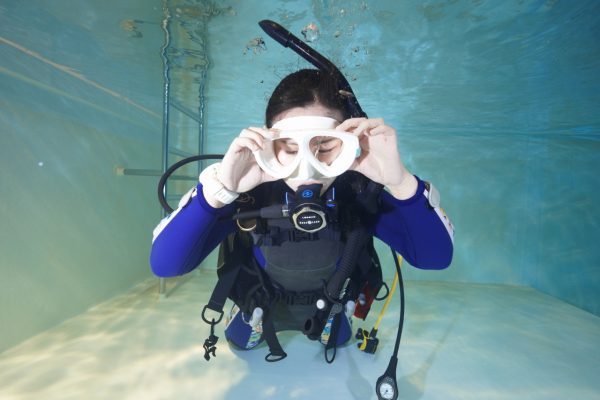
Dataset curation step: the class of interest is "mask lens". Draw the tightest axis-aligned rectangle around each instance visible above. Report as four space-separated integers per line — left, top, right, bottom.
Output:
273 137 300 166
309 135 344 166
254 128 358 180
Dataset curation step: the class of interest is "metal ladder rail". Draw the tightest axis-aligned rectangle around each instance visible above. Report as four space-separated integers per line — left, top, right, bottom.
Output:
157 0 209 297
157 1 172 297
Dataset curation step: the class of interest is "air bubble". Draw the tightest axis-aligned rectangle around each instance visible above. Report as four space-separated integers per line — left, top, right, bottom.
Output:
301 23 320 43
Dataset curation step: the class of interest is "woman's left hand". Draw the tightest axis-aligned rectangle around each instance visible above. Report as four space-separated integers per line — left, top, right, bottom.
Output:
336 117 418 199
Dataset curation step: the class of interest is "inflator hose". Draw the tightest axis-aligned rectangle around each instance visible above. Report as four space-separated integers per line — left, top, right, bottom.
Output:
325 226 369 300
302 227 369 340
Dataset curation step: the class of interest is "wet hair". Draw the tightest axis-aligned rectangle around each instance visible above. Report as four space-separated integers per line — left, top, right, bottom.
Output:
265 69 351 128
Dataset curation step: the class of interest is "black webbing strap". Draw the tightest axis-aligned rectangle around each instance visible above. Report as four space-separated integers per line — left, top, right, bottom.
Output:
201 260 243 362
253 223 341 246
263 310 287 362
324 308 343 363
204 260 242 316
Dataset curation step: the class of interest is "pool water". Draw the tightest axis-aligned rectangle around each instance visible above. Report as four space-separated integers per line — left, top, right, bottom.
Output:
1 1 599 398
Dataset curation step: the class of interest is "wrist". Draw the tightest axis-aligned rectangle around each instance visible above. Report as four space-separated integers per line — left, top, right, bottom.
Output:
386 174 418 200
199 163 239 205
202 187 227 208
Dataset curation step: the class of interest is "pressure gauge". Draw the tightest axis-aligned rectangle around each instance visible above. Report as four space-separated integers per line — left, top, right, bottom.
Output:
376 375 397 400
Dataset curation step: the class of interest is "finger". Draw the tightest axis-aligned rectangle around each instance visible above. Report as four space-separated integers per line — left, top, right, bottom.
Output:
358 118 386 136
232 136 263 152
344 118 385 136
350 120 374 136
369 124 395 136
239 129 270 149
239 128 266 140
335 118 367 132
247 126 278 139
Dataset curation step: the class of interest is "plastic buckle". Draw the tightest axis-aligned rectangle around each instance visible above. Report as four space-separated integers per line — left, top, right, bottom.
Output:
356 327 379 354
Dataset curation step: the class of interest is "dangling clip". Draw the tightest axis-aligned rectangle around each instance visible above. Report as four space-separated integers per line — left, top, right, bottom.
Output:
202 305 224 361
203 319 219 361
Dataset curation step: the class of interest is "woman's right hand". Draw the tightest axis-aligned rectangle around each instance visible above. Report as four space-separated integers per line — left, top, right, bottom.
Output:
216 127 278 194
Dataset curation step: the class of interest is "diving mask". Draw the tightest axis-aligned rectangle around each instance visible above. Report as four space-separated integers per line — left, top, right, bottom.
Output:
253 116 360 181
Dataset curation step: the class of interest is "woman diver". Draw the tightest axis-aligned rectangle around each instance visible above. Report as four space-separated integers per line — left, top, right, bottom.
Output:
150 68 454 362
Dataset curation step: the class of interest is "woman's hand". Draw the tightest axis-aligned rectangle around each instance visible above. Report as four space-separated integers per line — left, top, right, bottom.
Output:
336 118 418 200
203 127 277 207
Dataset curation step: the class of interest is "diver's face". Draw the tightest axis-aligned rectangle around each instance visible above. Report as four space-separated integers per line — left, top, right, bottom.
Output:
271 104 345 193
274 135 344 166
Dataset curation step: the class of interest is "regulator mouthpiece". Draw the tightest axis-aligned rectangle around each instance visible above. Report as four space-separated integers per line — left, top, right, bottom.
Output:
288 183 327 233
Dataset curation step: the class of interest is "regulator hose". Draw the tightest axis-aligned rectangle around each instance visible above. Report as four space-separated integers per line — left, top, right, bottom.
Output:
325 226 369 300
157 154 223 213
303 226 369 341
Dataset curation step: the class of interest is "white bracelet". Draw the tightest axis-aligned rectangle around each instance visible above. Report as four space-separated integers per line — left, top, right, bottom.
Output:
199 163 239 204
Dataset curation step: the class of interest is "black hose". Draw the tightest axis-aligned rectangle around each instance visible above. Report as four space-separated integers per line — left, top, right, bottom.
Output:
325 226 369 300
259 20 339 74
301 227 369 341
374 248 405 400
157 154 223 213
390 247 405 356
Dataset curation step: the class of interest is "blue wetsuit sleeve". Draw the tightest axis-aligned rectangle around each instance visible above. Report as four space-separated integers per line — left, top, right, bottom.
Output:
150 183 237 277
373 178 454 269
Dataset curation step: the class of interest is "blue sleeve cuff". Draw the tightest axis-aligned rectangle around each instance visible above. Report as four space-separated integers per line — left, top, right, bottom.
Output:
375 175 453 269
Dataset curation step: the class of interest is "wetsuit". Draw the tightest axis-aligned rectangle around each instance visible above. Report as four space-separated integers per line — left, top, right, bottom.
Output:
150 173 454 349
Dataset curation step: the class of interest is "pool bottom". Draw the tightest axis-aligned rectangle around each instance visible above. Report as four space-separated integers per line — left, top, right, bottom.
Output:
0 270 598 400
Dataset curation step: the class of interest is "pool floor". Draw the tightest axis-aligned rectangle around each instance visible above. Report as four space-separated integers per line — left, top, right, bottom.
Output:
0 270 598 400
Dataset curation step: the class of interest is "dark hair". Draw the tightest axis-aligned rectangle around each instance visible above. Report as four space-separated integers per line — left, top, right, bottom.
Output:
265 69 350 127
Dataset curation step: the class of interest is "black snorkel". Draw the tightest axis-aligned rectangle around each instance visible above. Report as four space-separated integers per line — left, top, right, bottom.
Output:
258 20 366 119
